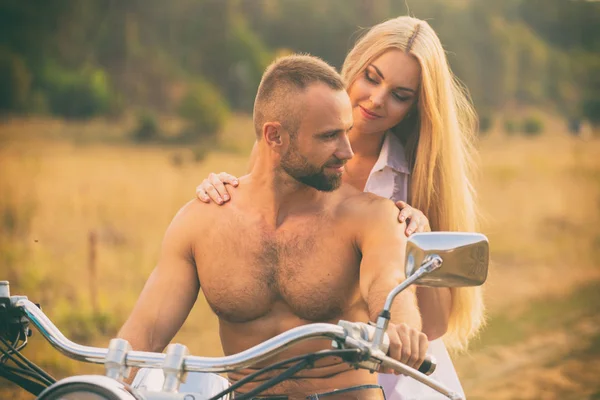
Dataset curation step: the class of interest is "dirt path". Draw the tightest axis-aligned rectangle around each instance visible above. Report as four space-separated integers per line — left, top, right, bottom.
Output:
454 274 600 400
457 313 600 400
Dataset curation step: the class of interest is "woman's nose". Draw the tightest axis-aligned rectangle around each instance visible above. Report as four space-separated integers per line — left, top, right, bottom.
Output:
370 87 386 108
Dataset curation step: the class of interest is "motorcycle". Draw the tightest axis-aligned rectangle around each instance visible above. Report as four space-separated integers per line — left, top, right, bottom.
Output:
0 232 488 400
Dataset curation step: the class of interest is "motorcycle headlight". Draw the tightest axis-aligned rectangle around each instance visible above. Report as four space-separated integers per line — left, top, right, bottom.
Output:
38 375 142 400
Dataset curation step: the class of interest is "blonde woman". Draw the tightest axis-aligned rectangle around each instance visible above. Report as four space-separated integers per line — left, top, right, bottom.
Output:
195 16 483 399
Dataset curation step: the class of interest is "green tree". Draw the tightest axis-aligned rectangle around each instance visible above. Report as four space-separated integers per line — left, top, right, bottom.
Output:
0 49 32 112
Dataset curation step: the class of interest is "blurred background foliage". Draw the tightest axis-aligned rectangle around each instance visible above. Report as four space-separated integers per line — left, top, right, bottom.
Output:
0 0 599 139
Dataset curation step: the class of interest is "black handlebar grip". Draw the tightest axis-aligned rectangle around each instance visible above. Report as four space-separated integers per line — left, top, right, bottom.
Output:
418 355 437 375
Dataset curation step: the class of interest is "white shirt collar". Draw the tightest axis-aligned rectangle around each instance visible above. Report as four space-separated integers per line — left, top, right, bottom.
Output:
371 131 411 175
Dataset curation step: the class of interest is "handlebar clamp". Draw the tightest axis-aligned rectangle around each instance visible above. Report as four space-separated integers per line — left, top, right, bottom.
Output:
336 320 390 372
162 343 190 392
104 338 132 381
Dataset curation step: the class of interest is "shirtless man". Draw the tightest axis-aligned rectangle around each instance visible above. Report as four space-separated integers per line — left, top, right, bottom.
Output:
118 55 427 399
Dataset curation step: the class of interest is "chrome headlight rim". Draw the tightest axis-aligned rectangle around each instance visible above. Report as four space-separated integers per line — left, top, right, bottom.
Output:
37 375 143 400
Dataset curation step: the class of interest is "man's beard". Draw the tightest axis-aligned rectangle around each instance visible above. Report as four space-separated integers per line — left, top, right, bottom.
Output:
280 141 343 192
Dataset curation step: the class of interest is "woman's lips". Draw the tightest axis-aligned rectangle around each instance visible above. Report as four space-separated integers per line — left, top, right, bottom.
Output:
358 105 381 120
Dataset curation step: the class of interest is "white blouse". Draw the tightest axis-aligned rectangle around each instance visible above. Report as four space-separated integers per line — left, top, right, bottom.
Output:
365 132 465 400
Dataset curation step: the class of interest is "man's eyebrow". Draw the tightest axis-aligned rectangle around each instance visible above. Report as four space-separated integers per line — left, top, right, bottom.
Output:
314 129 343 137
314 126 352 137
370 64 417 94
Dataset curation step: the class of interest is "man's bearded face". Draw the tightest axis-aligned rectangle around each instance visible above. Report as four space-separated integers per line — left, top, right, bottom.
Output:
281 138 344 192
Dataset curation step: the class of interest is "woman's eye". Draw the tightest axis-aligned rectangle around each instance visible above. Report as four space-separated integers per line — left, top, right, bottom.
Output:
392 92 411 102
365 70 377 83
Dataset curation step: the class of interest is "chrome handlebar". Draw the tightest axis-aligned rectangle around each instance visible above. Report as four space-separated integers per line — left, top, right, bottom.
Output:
16 298 346 371
12 297 463 400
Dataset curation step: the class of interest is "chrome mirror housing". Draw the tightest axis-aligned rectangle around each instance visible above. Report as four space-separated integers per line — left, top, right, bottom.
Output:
405 232 489 287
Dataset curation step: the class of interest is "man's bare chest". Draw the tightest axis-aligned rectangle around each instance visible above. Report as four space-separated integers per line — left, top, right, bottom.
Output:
195 216 360 323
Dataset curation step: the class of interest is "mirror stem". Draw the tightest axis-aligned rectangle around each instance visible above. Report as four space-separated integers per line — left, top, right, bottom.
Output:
371 255 443 350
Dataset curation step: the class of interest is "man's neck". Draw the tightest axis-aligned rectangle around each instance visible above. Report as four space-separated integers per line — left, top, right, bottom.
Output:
245 154 326 228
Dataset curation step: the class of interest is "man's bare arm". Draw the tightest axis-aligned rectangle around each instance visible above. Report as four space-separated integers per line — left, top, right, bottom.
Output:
356 196 421 330
355 195 426 369
118 201 201 354
417 286 452 340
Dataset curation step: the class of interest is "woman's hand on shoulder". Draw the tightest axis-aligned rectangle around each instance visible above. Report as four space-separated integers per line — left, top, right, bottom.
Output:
395 201 431 236
195 172 239 204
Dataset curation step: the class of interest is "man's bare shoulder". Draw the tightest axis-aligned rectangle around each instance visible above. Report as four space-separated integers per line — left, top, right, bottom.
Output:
173 198 206 219
159 198 226 260
168 198 220 234
336 184 398 221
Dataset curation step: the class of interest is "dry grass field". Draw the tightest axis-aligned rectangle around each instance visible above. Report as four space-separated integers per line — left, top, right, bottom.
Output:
1 115 599 399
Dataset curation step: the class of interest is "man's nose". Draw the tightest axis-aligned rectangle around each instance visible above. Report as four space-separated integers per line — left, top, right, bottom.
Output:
336 135 354 161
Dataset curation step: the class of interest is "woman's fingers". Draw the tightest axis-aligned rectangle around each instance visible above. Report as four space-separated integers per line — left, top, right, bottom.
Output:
396 201 410 223
396 200 409 209
397 203 417 234
395 201 431 236
219 172 239 187
195 180 211 203
419 217 431 232
195 172 240 204
207 173 229 203
406 217 419 235
407 214 430 235
409 210 431 234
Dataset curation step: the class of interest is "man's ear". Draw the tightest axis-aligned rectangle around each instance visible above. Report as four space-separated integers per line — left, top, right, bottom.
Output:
263 122 288 151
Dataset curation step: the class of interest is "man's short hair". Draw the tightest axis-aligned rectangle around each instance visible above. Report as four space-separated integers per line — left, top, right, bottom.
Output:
253 54 346 139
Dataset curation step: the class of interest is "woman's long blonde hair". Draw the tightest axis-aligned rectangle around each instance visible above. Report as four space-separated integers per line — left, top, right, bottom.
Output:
342 16 484 349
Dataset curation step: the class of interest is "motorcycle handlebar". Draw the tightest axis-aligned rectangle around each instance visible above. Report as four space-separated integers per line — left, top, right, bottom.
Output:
15 297 435 375
15 298 346 371
10 297 454 398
